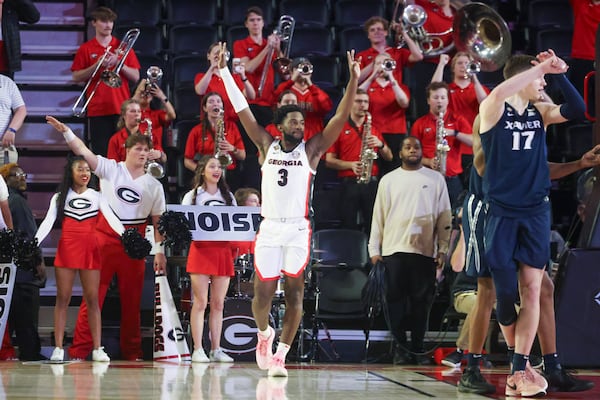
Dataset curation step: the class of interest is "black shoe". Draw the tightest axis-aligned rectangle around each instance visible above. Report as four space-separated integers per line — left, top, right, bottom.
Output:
529 354 543 369
441 350 463 368
545 368 595 392
414 353 433 366
457 366 496 394
393 349 411 365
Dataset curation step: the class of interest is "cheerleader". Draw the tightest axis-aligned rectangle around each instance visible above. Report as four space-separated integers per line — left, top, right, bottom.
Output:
183 155 236 363
35 156 119 362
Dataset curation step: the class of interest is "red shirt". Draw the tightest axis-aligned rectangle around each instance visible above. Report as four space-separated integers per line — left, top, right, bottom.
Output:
193 72 245 122
265 123 281 139
273 80 332 140
416 0 455 63
183 121 245 170
410 110 472 177
448 81 490 155
106 126 164 162
327 118 385 179
140 108 167 149
233 36 277 106
570 0 600 60
366 79 410 135
356 46 412 83
71 37 140 116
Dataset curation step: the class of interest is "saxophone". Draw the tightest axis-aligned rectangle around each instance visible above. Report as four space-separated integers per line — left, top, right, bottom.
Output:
357 112 378 184
214 108 233 168
142 118 165 179
434 106 450 176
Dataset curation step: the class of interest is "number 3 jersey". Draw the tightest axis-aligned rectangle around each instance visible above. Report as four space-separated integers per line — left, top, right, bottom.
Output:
260 140 316 219
481 103 550 217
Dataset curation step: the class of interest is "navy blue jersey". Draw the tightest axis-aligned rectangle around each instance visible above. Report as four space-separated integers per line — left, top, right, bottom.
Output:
480 103 550 217
468 166 484 200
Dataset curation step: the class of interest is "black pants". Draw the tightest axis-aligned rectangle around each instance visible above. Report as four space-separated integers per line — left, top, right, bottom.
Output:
339 177 378 234
383 252 436 352
88 115 120 157
8 283 41 360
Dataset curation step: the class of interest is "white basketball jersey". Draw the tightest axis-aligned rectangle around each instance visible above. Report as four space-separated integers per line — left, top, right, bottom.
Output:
261 140 315 219
94 156 166 224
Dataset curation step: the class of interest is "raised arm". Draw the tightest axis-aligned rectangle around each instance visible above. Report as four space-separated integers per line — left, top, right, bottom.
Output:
218 42 274 161
305 51 360 164
46 116 98 170
431 54 449 83
548 144 600 180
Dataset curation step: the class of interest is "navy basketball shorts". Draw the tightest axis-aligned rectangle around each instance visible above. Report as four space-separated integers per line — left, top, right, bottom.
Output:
462 193 491 278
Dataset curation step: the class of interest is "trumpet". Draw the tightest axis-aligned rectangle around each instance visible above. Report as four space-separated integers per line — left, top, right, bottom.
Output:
296 60 313 75
143 66 163 96
258 15 295 97
464 60 481 79
382 58 397 72
141 118 165 179
72 28 140 117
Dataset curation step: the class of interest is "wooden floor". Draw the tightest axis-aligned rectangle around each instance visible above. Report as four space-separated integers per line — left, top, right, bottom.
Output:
2 360 598 399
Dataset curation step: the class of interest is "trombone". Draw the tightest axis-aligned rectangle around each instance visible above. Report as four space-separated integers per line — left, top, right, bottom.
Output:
257 15 295 97
72 28 140 117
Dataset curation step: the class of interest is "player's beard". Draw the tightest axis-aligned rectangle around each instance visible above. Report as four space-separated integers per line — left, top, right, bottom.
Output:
283 130 302 147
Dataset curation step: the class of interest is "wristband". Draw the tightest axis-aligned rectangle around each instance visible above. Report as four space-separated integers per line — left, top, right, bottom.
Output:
6 127 16 134
153 241 164 254
63 128 76 143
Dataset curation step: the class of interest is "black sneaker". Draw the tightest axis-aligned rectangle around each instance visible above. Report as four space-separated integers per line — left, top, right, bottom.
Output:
545 368 595 392
393 349 411 365
442 350 463 368
457 366 496 394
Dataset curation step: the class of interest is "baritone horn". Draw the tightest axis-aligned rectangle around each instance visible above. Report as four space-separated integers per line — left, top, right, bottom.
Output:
72 28 140 117
257 15 295 96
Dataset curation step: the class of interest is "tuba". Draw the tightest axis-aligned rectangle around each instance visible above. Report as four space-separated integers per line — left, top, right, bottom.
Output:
391 1 511 66
72 28 140 117
257 15 295 97
434 106 450 177
214 108 233 168
357 112 378 184
142 118 165 179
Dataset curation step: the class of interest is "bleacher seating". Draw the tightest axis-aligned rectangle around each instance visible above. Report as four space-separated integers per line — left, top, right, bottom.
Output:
221 0 274 27
113 0 163 27
165 0 219 27
167 25 220 56
279 0 331 27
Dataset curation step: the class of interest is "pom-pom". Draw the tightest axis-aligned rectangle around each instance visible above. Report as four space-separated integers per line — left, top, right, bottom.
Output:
0 229 15 263
13 232 42 271
121 228 152 260
157 211 192 253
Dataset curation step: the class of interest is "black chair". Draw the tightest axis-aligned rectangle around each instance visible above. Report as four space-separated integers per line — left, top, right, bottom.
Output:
337 26 371 54
174 118 200 194
527 0 573 30
279 0 331 27
309 229 370 361
168 54 209 91
225 25 251 48
167 25 219 56
113 0 162 26
333 0 385 28
222 0 274 27
172 86 200 120
534 28 573 61
289 26 334 58
165 0 219 27
114 25 163 57
308 55 340 88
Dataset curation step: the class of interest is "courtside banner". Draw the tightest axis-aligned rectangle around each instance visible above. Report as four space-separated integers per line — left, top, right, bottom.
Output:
0 263 16 348
154 274 191 362
166 205 261 241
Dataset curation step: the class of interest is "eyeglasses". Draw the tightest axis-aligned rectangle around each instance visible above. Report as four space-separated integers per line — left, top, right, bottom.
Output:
9 172 27 178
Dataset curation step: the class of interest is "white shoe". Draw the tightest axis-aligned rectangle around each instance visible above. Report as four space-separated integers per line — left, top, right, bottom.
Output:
92 347 110 362
50 347 64 362
209 348 233 363
192 348 209 363
92 362 109 376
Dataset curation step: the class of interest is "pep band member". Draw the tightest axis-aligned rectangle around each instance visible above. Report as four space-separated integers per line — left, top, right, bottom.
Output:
46 115 167 361
35 156 121 362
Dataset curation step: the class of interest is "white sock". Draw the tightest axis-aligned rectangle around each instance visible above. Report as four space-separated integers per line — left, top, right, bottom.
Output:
258 327 272 338
276 342 290 358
